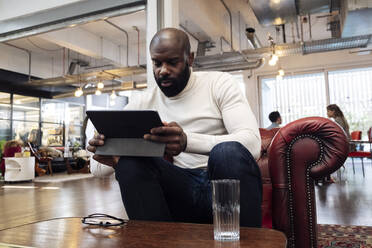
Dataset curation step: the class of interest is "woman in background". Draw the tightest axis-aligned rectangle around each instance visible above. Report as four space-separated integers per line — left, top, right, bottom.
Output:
327 104 351 140
321 104 351 184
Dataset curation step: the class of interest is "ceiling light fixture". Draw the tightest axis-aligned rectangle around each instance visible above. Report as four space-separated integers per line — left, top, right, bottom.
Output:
74 87 83 97
278 68 285 76
95 89 102 95
97 81 104 89
268 54 278 66
276 74 283 80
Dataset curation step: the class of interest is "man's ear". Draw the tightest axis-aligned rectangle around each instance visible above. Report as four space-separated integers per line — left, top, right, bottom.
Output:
188 52 195 67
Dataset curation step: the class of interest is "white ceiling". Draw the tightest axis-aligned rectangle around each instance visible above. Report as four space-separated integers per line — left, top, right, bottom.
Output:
4 0 372 71
81 10 147 46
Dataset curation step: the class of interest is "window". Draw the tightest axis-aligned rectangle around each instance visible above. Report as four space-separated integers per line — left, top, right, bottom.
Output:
0 93 11 120
261 72 327 128
41 123 64 147
66 103 84 147
260 66 372 138
12 95 40 122
0 93 11 141
329 67 372 137
41 100 65 123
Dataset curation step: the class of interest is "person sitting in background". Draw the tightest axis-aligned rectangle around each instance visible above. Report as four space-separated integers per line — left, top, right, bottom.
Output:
320 104 351 184
266 111 282 130
0 140 23 175
326 104 351 140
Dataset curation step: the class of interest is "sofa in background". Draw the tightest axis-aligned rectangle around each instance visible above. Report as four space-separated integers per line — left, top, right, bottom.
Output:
258 116 349 248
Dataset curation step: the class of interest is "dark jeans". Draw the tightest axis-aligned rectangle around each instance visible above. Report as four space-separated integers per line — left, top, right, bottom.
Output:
115 141 262 227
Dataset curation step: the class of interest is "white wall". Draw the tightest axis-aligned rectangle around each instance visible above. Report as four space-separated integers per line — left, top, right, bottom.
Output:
243 49 372 124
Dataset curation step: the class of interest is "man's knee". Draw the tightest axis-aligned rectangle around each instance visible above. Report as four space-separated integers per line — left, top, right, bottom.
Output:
208 141 259 179
115 157 154 183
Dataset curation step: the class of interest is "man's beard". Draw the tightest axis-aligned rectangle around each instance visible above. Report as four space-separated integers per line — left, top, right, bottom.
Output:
155 63 191 97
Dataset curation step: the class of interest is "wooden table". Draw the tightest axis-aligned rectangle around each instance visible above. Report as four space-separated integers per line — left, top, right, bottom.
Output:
0 218 286 248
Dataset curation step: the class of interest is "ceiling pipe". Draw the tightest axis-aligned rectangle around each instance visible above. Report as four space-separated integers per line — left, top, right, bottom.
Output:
179 24 201 42
282 24 286 43
3 43 32 82
300 15 304 43
104 20 129 66
220 36 231 53
193 58 264 72
295 19 300 39
308 13 312 41
219 0 233 51
133 26 140 66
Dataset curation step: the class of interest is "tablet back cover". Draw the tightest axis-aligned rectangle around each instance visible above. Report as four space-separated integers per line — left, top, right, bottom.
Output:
86 110 165 157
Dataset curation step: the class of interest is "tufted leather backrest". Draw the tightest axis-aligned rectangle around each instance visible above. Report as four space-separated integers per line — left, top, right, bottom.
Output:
257 127 279 228
257 128 280 182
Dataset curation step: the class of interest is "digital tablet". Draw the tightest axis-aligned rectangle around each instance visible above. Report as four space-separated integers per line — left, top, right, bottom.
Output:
86 110 163 138
86 110 165 157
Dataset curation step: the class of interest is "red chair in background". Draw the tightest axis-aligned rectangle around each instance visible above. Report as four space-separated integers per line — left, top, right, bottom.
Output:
351 131 362 140
348 130 371 177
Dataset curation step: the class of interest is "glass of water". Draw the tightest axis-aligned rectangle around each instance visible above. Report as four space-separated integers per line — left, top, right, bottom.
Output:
212 179 240 241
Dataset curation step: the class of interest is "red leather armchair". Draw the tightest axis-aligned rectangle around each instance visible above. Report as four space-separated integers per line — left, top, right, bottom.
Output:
258 117 349 248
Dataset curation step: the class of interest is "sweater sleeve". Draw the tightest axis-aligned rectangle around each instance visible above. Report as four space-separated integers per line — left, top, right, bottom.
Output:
184 73 261 159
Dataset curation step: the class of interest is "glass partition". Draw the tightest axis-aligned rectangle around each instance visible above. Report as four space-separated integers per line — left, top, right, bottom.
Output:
41 123 64 147
13 120 40 145
41 100 65 123
0 92 11 120
12 95 40 122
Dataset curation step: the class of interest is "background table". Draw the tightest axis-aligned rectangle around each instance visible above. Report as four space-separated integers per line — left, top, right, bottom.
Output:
0 218 287 248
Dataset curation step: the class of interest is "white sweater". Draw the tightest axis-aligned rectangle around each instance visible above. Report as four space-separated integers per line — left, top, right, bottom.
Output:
90 70 261 174
126 70 260 168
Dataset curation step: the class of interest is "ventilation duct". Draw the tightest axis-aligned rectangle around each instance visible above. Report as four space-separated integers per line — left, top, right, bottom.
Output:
243 35 371 57
249 0 297 26
193 52 264 72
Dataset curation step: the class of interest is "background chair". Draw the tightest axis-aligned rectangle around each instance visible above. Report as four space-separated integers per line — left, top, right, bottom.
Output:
348 131 371 177
27 142 53 176
351 130 362 140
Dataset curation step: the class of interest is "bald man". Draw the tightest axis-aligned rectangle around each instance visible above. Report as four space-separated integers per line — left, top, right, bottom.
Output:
88 28 262 227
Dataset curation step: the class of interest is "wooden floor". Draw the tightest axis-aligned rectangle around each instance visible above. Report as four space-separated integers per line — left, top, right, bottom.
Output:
0 175 127 231
0 158 371 233
316 157 372 226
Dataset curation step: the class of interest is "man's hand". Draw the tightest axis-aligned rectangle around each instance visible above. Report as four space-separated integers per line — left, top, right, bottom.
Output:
87 134 120 167
144 121 187 156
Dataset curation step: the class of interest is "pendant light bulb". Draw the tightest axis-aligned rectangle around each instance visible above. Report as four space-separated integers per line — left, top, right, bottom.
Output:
74 87 83 97
95 89 102 95
97 81 104 89
269 54 278 66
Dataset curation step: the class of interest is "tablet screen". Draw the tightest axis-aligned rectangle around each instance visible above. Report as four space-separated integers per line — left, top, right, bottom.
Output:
86 110 163 138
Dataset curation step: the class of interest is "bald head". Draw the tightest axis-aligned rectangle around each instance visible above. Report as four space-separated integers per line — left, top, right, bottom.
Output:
150 28 191 56
150 28 194 97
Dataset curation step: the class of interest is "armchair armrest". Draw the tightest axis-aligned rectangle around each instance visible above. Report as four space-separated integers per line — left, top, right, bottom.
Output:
268 117 348 248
